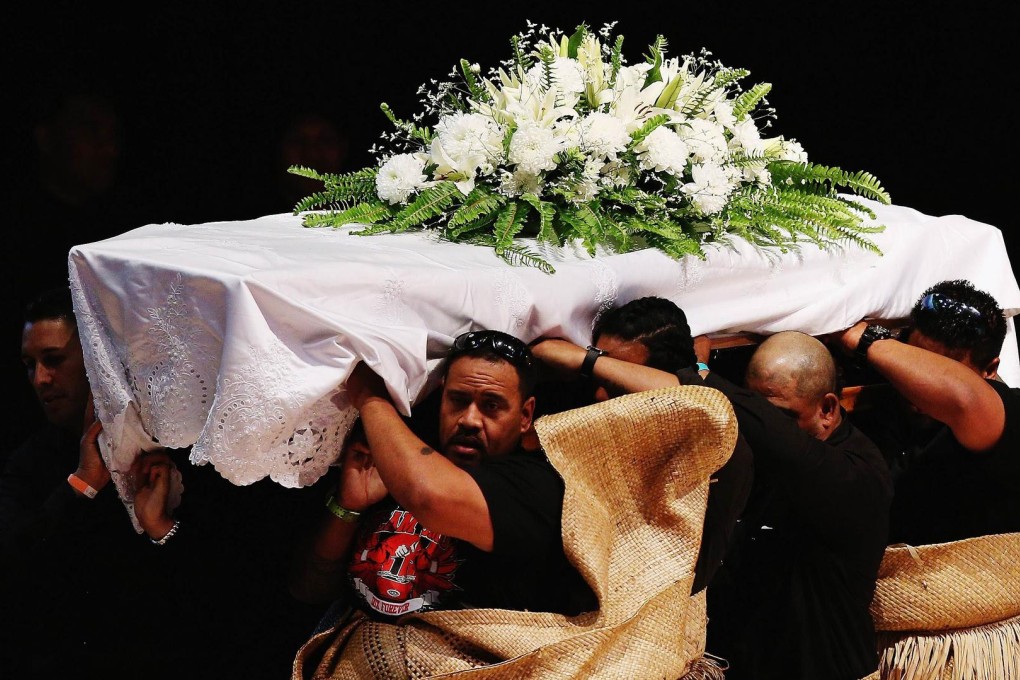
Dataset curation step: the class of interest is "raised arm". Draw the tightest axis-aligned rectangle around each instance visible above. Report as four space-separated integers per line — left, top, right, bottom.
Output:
530 338 680 394
341 362 496 550
836 321 1005 452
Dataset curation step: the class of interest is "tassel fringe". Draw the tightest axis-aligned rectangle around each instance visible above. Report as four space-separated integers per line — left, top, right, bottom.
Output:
877 614 1020 680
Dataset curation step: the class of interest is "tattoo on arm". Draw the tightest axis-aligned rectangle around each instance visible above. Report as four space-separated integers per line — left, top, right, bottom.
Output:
420 446 435 456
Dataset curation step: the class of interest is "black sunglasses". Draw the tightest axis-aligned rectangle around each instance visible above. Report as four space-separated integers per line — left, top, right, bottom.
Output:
920 293 987 335
450 330 533 368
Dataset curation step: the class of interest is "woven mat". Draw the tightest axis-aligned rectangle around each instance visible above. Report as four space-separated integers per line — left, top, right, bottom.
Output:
293 385 737 679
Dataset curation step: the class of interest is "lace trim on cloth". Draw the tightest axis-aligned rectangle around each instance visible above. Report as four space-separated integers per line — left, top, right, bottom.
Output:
71 267 355 504
191 338 353 487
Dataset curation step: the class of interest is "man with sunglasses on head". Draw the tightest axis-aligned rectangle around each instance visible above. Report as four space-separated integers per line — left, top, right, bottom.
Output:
836 279 1020 545
290 329 597 623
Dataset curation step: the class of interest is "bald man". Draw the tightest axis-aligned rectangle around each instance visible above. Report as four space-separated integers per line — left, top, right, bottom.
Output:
695 331 893 680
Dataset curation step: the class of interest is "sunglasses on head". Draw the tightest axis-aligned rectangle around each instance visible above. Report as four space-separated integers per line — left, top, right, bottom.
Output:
920 293 987 334
450 330 533 368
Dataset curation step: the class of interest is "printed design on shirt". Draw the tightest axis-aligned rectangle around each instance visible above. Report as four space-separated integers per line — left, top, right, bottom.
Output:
348 506 461 617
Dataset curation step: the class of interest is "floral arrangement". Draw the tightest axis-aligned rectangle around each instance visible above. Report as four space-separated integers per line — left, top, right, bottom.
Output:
290 22 890 272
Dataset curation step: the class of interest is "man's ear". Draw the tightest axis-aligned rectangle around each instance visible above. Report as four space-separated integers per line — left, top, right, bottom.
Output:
520 396 536 431
821 392 840 425
982 356 1000 380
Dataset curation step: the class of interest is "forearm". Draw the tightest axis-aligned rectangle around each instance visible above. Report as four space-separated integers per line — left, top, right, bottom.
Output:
592 355 681 394
864 338 1004 450
289 512 361 604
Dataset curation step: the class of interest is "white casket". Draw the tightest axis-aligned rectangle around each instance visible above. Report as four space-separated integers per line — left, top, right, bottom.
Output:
68 197 1020 507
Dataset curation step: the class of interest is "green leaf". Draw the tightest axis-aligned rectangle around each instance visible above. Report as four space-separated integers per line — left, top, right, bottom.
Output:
732 82 772 120
389 182 461 231
642 35 668 88
448 186 505 229
493 200 530 250
566 24 587 59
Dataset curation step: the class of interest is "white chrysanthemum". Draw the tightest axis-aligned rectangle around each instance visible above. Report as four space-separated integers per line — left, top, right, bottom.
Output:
509 122 563 175
579 112 630 160
499 169 543 197
525 56 586 99
434 112 503 175
635 126 689 175
678 118 728 164
683 163 736 215
711 99 737 130
375 154 428 205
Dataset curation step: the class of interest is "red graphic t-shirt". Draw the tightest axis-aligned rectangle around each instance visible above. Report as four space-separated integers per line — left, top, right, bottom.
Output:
348 505 462 618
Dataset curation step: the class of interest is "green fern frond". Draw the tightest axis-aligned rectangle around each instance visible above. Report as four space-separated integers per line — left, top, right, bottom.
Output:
732 82 772 120
496 242 556 273
459 59 487 102
770 161 891 204
318 201 396 227
448 186 505 229
538 45 556 92
389 182 461 231
520 194 559 244
287 165 326 181
607 35 625 91
444 211 499 240
493 200 530 250
510 35 533 71
712 67 750 91
841 170 891 204
629 114 671 147
643 230 706 260
558 203 604 256
292 191 334 214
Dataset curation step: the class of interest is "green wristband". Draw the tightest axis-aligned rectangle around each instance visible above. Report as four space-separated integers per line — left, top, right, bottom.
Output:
325 495 362 523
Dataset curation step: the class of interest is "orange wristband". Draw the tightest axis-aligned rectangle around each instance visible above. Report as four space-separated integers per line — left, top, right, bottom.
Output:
67 473 99 499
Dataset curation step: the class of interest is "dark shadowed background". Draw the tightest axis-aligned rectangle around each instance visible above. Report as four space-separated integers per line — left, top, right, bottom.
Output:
3 0 1015 269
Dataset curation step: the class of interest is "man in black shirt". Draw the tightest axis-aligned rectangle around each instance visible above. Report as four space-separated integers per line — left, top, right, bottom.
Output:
698 331 892 680
290 330 596 621
528 296 753 594
837 279 1020 545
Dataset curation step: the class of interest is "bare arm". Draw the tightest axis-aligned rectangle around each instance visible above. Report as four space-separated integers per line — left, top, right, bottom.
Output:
530 338 681 393
836 321 1005 452
342 363 495 551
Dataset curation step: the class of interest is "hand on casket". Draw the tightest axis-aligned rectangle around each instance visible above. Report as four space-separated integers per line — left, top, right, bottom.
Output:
72 395 111 496
130 451 177 541
337 430 388 513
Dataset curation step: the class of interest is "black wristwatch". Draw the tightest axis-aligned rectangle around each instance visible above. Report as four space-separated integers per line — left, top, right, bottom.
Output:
855 324 894 360
580 345 607 378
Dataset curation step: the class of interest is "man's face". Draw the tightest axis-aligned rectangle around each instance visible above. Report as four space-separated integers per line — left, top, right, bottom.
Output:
439 356 535 466
592 333 649 402
22 318 90 430
746 374 828 439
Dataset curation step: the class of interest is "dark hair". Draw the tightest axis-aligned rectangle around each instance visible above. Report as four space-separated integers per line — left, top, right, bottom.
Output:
25 286 77 326
592 296 696 372
445 330 537 398
907 279 1005 367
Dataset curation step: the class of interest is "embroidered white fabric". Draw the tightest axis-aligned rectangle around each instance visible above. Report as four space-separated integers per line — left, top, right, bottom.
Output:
68 200 1020 513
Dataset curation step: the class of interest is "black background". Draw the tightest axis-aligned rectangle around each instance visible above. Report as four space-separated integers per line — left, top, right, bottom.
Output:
3 1 1016 271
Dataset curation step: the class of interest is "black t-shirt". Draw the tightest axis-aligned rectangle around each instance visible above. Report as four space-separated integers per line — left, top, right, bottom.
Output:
702 371 893 680
884 378 1020 545
346 448 596 620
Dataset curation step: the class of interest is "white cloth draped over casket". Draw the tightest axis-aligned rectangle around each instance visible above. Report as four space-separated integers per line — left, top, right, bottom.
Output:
67 197 1020 507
